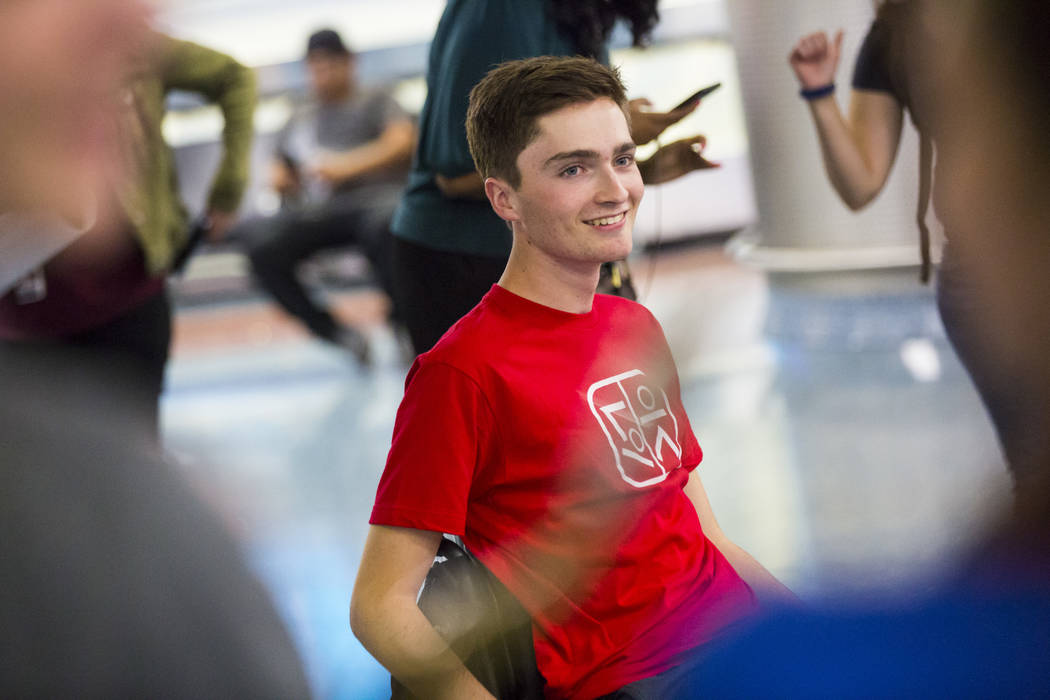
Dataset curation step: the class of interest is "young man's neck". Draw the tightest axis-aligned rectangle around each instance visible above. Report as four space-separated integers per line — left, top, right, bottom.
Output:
497 245 600 314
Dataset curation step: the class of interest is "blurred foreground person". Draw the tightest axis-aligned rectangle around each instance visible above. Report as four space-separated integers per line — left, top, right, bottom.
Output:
0 3 309 695
0 30 256 440
0 0 145 214
231 29 415 362
351 57 794 700
391 0 718 355
680 2 1050 696
0 346 311 697
789 0 1048 485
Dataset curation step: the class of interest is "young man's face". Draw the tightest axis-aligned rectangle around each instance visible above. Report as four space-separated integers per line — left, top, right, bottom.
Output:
497 98 643 269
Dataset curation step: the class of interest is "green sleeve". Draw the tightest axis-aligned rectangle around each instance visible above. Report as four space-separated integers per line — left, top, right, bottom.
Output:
158 35 257 212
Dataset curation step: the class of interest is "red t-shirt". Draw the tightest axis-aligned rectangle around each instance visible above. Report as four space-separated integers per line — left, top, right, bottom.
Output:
371 285 757 698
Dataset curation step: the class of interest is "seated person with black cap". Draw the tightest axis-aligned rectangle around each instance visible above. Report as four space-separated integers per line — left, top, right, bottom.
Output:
229 28 416 362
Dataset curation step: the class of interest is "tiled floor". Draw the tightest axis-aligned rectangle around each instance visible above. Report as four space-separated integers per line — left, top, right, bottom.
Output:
161 243 1011 699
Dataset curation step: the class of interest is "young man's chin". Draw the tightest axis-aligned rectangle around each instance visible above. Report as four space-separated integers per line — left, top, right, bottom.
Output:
606 231 634 260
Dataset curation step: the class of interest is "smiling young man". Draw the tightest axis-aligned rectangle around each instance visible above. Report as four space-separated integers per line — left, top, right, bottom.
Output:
351 57 793 700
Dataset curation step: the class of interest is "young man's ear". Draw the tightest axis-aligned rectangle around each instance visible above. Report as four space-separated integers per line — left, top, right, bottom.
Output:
484 176 521 224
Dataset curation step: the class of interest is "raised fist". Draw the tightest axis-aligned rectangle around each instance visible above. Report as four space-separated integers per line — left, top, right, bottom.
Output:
789 30 844 89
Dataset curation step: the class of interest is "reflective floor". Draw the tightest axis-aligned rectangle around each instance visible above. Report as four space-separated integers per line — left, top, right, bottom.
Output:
162 243 1011 699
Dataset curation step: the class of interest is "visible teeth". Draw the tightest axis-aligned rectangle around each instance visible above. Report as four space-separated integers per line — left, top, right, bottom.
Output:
587 213 625 226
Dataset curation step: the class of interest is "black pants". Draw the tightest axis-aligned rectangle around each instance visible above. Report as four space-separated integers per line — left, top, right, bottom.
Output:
68 290 172 442
390 236 508 355
1 290 175 445
236 185 402 341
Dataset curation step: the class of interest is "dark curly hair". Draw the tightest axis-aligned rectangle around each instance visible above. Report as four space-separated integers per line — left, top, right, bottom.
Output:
545 0 660 59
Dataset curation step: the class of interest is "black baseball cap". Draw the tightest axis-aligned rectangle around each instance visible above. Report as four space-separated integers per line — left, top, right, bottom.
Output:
306 29 351 58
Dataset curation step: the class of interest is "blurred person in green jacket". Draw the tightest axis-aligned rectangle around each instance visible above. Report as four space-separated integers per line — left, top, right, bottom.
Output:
230 29 415 364
0 31 257 440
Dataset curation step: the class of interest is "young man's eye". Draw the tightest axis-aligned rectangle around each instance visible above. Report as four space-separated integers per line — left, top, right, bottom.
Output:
560 165 582 177
615 154 635 167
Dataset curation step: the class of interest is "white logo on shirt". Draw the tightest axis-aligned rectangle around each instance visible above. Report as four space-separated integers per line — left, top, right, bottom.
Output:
587 369 683 488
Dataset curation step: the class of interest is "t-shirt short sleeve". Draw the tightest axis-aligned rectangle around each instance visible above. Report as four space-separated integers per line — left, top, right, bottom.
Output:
851 19 894 93
370 360 495 536
367 90 409 131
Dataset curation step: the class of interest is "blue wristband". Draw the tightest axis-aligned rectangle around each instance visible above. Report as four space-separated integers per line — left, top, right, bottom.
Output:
800 83 836 100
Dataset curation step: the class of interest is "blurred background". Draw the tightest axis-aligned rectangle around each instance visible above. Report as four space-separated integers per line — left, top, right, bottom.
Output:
35 0 1013 696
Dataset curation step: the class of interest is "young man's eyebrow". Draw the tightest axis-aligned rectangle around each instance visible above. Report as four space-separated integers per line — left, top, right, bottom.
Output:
544 143 637 168
544 149 600 167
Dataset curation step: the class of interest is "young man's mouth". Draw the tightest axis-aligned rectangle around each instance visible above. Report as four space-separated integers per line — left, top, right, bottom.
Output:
584 211 628 228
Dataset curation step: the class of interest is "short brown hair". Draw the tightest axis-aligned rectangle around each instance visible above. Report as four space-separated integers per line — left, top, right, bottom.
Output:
466 56 629 188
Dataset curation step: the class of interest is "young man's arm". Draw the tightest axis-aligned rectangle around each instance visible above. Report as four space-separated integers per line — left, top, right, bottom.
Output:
350 524 495 700
684 471 800 608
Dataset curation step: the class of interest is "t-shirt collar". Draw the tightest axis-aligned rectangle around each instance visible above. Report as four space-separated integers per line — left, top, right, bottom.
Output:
486 283 599 326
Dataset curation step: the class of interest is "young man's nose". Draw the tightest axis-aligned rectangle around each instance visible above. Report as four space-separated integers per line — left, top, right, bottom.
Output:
594 165 630 204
